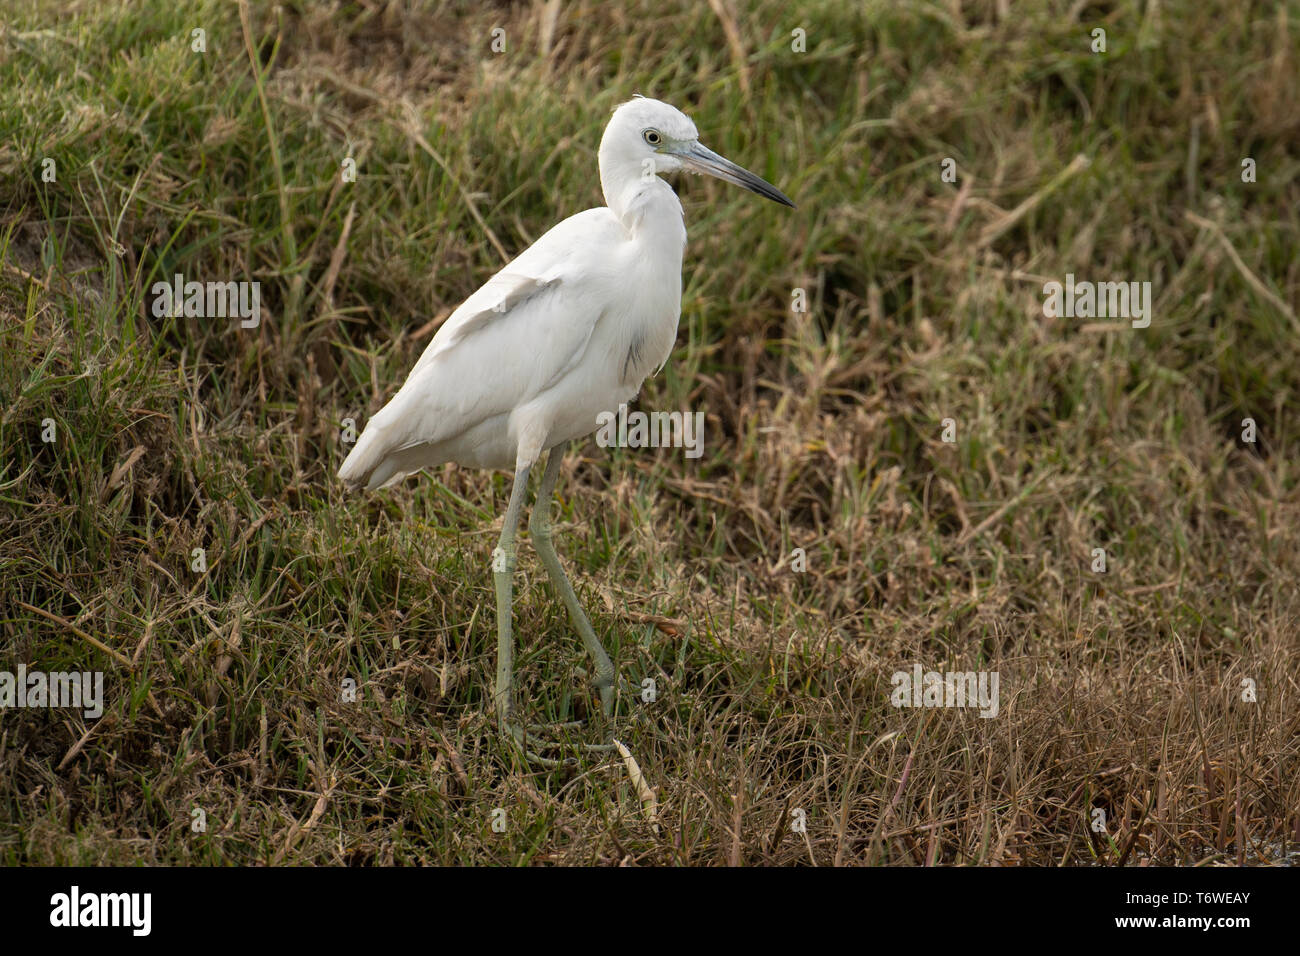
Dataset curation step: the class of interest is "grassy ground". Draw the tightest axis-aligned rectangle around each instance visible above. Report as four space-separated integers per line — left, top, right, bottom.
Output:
1 0 1297 865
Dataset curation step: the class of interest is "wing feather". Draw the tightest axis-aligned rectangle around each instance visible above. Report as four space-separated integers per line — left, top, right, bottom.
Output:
339 208 626 488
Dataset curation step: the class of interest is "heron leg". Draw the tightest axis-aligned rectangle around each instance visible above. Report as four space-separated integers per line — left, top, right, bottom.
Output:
493 463 531 735
493 459 618 768
529 447 617 718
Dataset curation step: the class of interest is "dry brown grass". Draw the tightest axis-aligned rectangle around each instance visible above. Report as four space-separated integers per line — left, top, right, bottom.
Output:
1 0 1297 865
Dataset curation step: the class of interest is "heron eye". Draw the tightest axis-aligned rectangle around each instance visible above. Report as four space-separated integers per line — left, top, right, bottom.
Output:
643 129 662 146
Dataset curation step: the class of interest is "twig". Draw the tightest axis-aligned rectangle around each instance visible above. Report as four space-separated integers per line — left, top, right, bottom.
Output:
977 154 1090 249
613 739 659 833
1184 209 1300 334
57 713 115 771
957 471 1051 546
707 0 751 98
18 601 132 667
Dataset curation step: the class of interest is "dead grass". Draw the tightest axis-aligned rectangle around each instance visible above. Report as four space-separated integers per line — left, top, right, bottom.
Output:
1 0 1298 865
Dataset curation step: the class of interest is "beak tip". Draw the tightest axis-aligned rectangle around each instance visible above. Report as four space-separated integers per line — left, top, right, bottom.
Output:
766 189 795 209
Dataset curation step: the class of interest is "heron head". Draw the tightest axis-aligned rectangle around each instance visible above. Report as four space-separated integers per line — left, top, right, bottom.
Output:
603 96 795 208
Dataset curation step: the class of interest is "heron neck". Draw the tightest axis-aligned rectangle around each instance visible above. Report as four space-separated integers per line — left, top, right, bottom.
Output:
600 167 685 245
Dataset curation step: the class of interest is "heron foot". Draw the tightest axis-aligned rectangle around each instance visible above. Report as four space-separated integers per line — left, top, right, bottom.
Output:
502 720 616 768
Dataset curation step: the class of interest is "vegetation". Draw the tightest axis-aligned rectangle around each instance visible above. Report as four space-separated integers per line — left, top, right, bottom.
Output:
1 0 1297 864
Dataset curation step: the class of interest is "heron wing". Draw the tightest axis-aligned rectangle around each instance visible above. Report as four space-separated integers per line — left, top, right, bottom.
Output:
408 270 562 378
339 208 626 487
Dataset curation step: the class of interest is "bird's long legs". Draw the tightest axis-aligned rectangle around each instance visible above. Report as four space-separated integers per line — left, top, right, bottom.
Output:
530 448 617 718
493 463 531 736
525 447 616 717
493 456 613 768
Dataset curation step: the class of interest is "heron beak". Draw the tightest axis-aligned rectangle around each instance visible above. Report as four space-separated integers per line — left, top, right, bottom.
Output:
674 142 795 208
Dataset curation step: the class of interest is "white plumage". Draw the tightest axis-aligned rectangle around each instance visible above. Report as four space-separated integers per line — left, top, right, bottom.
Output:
339 97 792 762
340 100 699 486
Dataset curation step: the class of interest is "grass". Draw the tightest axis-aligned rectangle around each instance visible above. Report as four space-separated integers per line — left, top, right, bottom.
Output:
1 0 1297 865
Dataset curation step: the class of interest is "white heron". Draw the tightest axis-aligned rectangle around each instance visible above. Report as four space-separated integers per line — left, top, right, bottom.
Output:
339 96 793 761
